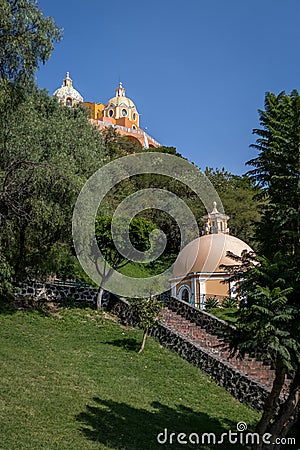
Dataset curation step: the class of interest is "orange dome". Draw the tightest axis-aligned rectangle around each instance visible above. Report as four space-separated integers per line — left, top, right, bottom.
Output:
173 234 253 278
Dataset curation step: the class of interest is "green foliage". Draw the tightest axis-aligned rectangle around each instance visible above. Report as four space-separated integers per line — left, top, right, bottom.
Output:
226 91 300 442
145 145 182 157
0 0 62 86
233 260 299 369
221 297 238 309
205 296 219 310
0 248 12 294
208 307 238 323
95 215 156 274
248 90 300 259
130 296 163 333
205 167 261 246
100 126 143 159
0 87 104 280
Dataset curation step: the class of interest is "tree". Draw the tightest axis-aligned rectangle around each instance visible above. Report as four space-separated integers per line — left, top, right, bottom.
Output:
225 254 300 449
248 90 300 260
205 167 261 246
94 215 156 309
0 0 61 87
130 295 163 353
0 87 105 281
227 90 300 449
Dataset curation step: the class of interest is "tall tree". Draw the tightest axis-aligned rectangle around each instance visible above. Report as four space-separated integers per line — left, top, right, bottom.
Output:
0 88 104 280
0 0 61 87
248 90 300 260
227 91 300 449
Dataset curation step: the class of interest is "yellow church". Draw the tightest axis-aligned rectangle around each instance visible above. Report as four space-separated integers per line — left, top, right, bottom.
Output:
53 72 160 148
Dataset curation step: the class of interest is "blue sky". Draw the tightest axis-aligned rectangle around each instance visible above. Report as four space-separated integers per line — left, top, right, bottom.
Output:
36 0 300 175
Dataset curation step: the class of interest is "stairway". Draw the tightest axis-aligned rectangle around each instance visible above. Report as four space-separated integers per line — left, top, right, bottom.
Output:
160 307 286 393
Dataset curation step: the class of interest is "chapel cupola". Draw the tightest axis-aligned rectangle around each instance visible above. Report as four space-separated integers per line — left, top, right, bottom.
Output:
52 71 83 106
63 72 72 87
202 202 230 235
103 82 140 127
116 81 126 97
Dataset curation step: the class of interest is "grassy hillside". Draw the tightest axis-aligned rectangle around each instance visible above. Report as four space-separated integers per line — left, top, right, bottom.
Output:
0 304 259 449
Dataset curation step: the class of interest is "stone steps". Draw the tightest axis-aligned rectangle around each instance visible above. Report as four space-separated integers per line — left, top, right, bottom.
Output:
160 308 282 391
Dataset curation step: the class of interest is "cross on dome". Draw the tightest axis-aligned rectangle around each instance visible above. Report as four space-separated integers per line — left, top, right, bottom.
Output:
116 81 126 97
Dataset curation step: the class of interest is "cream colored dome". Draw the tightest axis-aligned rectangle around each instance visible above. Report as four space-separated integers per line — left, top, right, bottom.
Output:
53 72 83 105
106 95 136 108
105 82 137 109
173 233 253 278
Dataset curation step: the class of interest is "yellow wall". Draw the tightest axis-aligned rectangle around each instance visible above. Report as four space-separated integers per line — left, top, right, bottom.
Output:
205 278 229 298
83 102 105 120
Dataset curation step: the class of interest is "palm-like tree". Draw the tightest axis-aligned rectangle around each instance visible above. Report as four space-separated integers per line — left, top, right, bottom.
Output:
225 254 300 449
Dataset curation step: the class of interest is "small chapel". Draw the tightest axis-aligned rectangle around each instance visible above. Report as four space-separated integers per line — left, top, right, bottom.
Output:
171 203 253 310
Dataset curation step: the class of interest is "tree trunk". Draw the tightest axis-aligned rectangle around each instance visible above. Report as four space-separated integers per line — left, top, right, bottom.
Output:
138 330 148 353
264 369 300 450
96 284 105 310
252 363 286 450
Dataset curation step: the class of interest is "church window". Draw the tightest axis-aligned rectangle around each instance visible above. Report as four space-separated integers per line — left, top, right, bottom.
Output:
122 108 127 116
66 97 73 107
109 109 114 117
133 113 136 120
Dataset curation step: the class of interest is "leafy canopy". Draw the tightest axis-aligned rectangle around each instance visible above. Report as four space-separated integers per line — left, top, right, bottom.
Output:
0 0 62 86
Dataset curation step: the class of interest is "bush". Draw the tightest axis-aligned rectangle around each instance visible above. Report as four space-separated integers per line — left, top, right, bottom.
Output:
0 251 13 295
221 297 238 308
205 296 219 310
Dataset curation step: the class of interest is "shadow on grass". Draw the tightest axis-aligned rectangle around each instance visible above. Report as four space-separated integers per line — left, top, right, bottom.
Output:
104 338 141 352
0 293 97 316
0 296 54 317
76 397 247 450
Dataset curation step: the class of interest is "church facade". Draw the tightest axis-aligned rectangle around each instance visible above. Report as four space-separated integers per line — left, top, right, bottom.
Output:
53 72 160 148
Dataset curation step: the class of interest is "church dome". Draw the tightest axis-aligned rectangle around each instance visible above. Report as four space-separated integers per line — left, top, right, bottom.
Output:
53 72 83 106
173 233 253 278
105 82 137 109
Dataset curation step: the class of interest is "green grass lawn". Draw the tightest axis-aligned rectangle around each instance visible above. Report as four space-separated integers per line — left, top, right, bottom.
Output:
119 255 177 279
0 303 259 450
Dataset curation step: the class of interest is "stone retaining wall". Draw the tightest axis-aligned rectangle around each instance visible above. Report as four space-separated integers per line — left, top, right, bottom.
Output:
14 281 99 305
166 295 233 336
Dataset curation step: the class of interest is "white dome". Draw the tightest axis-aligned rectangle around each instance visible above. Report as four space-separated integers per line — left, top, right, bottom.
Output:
53 72 83 104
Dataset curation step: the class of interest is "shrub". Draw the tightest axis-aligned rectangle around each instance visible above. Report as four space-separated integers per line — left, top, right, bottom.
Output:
0 251 13 295
221 297 238 308
205 296 219 310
